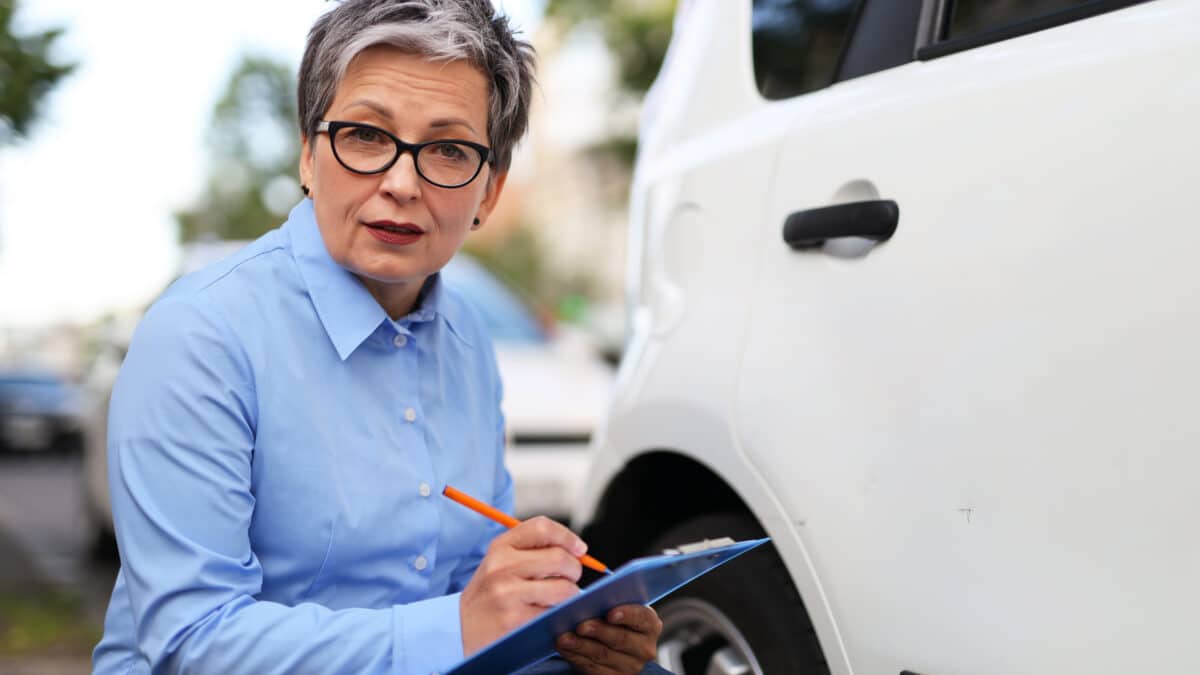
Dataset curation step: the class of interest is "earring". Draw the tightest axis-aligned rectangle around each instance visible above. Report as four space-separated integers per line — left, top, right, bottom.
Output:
301 184 310 197
472 217 481 229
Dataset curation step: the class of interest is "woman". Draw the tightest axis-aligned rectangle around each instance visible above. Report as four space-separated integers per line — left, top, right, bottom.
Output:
92 1 665 673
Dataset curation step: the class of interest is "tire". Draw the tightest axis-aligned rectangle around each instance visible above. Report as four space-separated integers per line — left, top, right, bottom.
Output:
648 513 828 675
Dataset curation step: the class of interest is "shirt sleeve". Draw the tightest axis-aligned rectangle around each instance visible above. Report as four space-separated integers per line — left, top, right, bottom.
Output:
107 296 463 675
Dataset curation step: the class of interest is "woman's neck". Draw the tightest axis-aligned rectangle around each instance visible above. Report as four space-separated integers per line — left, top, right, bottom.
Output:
358 275 429 320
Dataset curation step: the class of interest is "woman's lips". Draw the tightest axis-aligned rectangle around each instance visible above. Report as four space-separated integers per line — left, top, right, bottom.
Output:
365 221 424 245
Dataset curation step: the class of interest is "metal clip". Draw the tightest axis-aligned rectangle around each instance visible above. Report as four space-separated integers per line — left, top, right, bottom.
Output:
662 537 736 555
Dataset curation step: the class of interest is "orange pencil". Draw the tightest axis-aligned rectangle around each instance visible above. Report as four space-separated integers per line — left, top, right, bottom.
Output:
442 484 612 575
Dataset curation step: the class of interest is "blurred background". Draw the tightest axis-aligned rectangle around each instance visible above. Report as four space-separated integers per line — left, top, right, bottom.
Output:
0 0 674 670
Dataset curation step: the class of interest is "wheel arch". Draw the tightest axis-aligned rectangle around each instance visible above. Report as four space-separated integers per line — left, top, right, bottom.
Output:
578 449 755 566
580 449 836 674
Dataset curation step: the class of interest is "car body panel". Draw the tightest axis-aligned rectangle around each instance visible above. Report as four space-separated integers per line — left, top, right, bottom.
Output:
579 0 1200 673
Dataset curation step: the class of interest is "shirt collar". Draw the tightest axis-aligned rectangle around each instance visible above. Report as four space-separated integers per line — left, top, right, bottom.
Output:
285 199 472 359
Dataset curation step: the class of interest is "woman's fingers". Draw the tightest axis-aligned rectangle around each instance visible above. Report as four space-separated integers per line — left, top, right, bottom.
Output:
502 516 588 556
555 605 664 673
575 612 659 662
519 576 581 607
557 631 645 675
508 545 583 583
607 605 664 639
479 517 585 581
460 517 590 655
479 537 583 583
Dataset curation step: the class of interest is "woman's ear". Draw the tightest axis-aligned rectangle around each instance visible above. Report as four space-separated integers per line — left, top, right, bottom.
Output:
299 135 314 197
472 169 509 229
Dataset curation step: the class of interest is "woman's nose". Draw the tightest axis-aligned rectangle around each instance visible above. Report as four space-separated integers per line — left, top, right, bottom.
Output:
379 151 423 201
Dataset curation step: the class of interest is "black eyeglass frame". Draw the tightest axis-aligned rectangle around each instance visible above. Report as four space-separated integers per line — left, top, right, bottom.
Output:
316 120 492 189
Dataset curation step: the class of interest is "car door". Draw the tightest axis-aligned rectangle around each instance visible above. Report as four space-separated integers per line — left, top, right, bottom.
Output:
733 1 1200 673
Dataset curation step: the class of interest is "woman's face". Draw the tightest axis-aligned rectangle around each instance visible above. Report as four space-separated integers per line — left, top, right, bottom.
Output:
300 45 505 315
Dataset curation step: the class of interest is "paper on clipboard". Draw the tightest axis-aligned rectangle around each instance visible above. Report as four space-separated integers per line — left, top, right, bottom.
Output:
447 537 770 675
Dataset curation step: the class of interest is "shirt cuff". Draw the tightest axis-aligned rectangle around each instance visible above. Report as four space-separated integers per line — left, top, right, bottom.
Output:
394 592 464 675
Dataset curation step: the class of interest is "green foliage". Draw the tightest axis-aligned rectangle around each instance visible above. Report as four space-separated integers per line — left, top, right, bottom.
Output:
176 55 302 242
543 0 674 177
463 226 597 321
0 590 100 656
465 227 546 298
0 0 75 144
544 0 676 98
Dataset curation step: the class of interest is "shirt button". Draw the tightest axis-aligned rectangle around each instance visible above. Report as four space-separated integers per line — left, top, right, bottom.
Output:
414 555 428 571
419 482 431 497
393 334 408 348
404 407 417 422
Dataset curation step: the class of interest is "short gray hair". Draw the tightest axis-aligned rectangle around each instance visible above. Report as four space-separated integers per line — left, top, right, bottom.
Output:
299 0 536 172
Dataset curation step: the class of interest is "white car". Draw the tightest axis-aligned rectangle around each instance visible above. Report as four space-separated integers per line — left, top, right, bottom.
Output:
574 2 1200 675
83 247 612 546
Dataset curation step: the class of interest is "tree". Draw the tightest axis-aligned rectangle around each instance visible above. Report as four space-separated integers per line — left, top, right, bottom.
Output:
175 55 302 242
543 0 676 97
0 0 75 144
542 0 675 171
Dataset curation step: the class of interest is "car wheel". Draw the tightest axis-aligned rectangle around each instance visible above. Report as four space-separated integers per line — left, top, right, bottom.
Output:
648 513 828 675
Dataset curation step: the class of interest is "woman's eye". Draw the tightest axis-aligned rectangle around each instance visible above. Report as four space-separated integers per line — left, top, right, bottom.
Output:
432 143 467 160
348 127 383 143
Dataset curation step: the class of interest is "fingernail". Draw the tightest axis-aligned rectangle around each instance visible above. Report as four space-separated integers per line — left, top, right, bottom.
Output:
580 624 594 636
613 610 624 622
573 540 587 556
561 634 577 648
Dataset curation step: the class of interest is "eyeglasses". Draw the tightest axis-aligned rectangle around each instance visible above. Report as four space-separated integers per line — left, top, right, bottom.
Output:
316 120 491 189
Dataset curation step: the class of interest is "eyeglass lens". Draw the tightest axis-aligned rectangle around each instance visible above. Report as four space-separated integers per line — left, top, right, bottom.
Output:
331 124 484 187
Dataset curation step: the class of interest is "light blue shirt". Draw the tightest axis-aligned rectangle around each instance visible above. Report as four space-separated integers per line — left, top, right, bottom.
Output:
93 200 512 674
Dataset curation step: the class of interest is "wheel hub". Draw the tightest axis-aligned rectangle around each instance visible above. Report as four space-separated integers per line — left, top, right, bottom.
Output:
656 597 764 675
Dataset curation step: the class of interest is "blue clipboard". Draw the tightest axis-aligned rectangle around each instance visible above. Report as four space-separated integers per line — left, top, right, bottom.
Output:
447 537 770 675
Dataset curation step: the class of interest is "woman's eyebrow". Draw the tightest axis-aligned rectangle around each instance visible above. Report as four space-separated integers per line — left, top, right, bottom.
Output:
345 99 393 120
429 117 479 136
343 102 479 137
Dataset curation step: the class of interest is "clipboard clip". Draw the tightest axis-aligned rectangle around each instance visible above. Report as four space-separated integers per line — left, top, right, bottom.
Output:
661 537 736 555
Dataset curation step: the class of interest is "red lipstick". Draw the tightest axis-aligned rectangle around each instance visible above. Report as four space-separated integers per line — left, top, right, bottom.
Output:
365 220 424 245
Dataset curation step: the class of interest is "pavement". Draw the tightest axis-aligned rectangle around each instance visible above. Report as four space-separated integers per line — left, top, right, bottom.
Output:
0 453 119 674
0 656 95 675
0 527 44 590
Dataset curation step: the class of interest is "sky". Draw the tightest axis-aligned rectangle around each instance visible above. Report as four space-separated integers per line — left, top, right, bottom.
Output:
0 0 544 328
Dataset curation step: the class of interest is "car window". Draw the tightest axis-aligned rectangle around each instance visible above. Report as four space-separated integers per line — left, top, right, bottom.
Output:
948 0 1091 39
751 0 859 100
920 0 1152 59
835 0 922 82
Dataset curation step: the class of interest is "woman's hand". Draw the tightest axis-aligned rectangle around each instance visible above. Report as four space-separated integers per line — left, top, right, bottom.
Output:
459 517 585 656
556 605 663 675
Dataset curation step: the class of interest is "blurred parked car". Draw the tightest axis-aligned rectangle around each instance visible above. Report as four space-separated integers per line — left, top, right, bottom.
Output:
575 1 1200 675
444 254 615 519
0 368 85 454
83 244 613 545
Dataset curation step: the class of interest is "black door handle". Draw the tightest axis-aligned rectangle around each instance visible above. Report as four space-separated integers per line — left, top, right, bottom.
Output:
782 199 899 248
